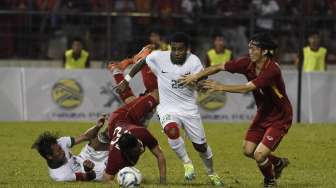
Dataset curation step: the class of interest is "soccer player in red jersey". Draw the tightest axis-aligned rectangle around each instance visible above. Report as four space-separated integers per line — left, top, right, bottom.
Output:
102 89 167 185
179 33 291 188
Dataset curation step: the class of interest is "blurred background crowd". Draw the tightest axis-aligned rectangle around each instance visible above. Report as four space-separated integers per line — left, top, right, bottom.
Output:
1 0 336 67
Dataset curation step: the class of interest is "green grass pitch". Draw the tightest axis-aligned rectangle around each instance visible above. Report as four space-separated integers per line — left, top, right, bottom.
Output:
0 121 335 188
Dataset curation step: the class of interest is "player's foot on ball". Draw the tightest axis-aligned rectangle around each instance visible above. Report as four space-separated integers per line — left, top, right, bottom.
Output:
208 173 224 186
264 177 277 188
184 163 195 181
274 158 289 179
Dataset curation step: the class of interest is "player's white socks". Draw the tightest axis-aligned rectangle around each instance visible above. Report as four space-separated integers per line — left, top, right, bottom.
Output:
199 145 214 175
168 137 191 164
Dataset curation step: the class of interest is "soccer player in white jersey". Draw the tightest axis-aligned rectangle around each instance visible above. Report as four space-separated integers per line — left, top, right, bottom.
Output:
116 32 224 186
32 114 109 181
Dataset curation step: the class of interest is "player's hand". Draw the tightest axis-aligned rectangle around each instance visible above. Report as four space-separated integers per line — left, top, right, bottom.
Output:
178 74 199 86
199 79 223 93
83 160 95 172
114 80 129 94
96 113 107 128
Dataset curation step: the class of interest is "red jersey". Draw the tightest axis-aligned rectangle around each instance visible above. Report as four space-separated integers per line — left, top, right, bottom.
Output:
224 56 293 128
105 124 158 175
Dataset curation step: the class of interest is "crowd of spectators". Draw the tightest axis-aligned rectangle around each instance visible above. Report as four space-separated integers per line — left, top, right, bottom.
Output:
0 0 336 65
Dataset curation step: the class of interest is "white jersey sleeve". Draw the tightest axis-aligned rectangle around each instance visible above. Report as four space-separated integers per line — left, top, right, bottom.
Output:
191 57 204 74
146 51 161 75
57 137 74 149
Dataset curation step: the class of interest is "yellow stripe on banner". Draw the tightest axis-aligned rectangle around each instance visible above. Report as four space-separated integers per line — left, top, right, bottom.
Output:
272 85 283 99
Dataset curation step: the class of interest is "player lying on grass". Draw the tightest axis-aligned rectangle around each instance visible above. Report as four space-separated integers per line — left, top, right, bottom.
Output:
179 33 291 188
32 114 108 181
115 32 224 186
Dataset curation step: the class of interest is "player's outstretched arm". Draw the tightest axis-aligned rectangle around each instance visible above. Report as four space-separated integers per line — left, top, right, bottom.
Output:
74 114 106 145
150 145 167 184
179 63 224 86
102 172 115 184
200 80 256 93
115 59 147 93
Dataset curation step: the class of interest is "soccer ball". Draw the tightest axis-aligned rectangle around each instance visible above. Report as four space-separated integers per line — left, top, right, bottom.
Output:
117 166 142 188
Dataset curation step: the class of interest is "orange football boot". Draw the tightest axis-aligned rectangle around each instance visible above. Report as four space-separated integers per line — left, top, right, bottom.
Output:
107 58 133 72
132 44 155 63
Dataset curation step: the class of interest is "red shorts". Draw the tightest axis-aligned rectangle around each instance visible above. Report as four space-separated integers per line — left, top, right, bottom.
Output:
108 95 158 138
245 124 290 151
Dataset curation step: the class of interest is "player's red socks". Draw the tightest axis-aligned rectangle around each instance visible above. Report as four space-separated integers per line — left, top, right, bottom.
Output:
113 73 134 102
268 154 282 167
258 157 275 179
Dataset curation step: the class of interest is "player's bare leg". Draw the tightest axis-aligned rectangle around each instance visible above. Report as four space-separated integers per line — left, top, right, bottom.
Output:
164 122 195 180
254 143 277 188
193 143 224 186
243 141 277 187
108 61 136 103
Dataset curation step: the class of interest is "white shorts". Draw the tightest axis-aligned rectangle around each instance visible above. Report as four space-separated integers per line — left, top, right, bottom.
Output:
158 113 206 144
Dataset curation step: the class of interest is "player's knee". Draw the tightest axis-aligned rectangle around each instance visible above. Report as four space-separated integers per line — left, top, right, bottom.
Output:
192 142 207 153
254 150 267 162
164 122 180 139
243 147 254 158
243 142 255 158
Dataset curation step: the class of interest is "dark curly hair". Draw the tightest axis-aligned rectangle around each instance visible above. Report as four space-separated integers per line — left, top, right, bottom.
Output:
170 32 190 48
118 133 141 165
32 131 59 160
249 32 278 57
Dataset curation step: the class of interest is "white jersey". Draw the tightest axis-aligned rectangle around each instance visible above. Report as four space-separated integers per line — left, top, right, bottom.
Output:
146 51 203 116
78 144 108 181
48 137 84 182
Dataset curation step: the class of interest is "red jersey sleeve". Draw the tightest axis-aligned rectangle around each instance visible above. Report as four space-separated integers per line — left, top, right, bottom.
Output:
130 127 158 150
224 56 250 74
252 63 280 89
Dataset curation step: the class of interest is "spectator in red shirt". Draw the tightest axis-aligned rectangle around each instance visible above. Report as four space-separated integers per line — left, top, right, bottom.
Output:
180 33 292 188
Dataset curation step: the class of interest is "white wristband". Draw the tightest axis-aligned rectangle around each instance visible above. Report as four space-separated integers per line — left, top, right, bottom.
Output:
124 74 132 82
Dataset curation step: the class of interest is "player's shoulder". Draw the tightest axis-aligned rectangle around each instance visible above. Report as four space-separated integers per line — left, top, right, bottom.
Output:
149 50 168 57
188 53 201 60
235 55 250 64
128 125 147 134
128 126 153 138
265 60 282 75
186 53 202 64
57 137 71 145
